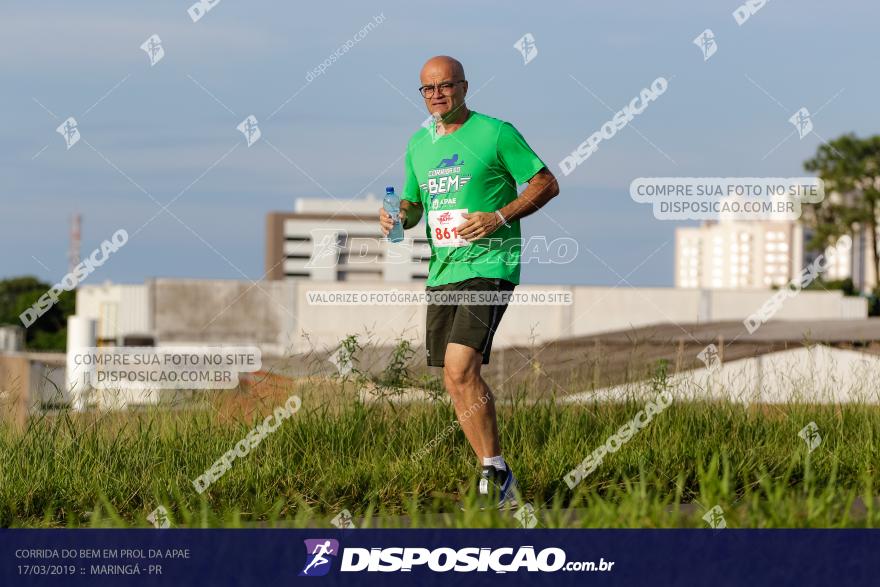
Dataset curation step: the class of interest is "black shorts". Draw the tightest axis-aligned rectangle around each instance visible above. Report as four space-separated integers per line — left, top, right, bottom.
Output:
425 277 516 367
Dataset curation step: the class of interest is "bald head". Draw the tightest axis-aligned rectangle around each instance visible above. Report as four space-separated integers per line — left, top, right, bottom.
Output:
419 56 468 121
420 55 465 83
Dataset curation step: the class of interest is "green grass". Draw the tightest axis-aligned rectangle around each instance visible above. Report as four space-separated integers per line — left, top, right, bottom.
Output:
1 378 878 528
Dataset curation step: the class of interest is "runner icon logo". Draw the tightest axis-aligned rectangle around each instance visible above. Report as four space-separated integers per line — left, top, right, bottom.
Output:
299 539 339 577
437 154 463 168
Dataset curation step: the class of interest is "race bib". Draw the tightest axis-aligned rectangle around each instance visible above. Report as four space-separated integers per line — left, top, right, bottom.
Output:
428 208 469 247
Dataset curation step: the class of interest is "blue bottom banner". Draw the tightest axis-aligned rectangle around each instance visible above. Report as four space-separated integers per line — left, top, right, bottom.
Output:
1 529 877 586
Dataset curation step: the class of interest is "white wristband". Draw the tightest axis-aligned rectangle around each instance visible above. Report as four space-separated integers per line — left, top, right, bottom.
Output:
495 210 511 228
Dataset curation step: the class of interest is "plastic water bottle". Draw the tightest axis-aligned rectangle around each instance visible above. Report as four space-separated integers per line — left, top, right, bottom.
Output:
383 186 404 243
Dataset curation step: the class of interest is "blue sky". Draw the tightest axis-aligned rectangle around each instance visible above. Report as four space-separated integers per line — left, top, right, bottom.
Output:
2 0 877 287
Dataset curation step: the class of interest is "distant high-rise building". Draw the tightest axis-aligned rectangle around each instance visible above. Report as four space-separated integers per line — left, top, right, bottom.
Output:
265 195 430 282
849 228 877 291
801 191 876 292
675 220 804 289
801 227 853 285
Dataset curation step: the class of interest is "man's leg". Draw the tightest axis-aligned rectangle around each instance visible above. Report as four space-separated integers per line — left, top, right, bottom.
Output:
437 278 519 508
443 342 500 462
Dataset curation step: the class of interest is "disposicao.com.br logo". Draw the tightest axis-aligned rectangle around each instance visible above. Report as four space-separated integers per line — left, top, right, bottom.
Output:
299 540 613 575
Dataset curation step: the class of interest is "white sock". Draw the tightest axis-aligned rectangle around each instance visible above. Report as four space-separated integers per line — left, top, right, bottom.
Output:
482 456 507 471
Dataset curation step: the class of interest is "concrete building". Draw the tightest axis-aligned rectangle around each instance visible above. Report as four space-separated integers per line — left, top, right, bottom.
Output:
821 235 853 282
0 326 24 353
676 218 873 293
801 190 879 292
265 195 431 282
77 279 297 356
806 228 877 292
73 283 152 346
0 351 66 425
676 220 805 289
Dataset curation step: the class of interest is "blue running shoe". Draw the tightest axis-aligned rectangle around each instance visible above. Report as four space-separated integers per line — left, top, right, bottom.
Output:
477 466 520 510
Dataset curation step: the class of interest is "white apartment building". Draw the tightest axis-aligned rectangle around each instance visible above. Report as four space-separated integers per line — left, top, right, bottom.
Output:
266 195 431 282
805 227 878 292
675 221 805 289
815 234 852 282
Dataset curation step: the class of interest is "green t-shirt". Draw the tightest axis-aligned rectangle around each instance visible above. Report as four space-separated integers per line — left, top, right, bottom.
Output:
402 111 546 287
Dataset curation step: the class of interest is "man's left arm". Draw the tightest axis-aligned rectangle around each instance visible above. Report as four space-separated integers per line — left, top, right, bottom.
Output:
458 122 560 241
497 167 559 224
458 167 559 240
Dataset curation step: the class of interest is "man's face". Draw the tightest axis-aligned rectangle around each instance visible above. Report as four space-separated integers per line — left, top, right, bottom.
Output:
420 62 467 118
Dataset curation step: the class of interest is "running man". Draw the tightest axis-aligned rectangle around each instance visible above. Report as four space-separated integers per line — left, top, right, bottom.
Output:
379 56 560 508
302 541 334 575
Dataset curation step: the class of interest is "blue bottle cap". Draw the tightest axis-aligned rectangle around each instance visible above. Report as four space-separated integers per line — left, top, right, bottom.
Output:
385 186 394 194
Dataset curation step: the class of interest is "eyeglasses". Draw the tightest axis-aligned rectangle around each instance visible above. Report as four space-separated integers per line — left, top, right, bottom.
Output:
418 80 465 98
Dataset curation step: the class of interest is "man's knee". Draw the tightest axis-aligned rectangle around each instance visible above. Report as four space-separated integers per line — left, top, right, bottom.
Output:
444 365 470 390
443 343 483 390
443 361 480 390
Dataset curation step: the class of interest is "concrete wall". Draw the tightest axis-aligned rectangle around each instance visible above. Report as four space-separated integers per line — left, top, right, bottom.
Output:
289 282 865 353
77 279 868 357
569 287 703 339
566 345 880 404
151 278 298 356
292 281 425 353
708 289 868 322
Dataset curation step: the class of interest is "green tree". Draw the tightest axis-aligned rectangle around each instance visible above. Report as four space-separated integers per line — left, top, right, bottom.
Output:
0 276 75 351
803 134 880 285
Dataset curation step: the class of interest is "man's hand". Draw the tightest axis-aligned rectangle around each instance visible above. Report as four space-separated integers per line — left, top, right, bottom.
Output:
457 211 502 241
378 207 406 237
